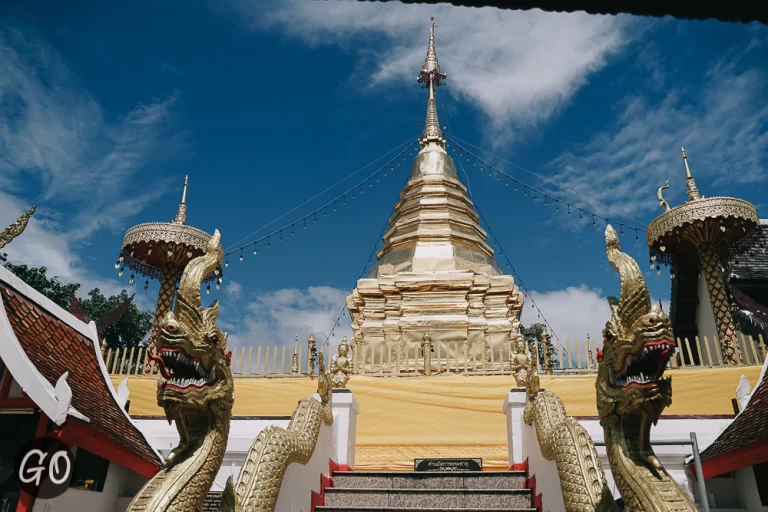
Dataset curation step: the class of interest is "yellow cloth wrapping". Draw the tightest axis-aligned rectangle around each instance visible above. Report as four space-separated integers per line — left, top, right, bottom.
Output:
113 367 759 471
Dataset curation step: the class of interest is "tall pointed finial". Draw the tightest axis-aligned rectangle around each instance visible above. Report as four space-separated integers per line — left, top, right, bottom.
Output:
417 17 447 150
173 175 189 225
681 147 700 202
681 147 691 178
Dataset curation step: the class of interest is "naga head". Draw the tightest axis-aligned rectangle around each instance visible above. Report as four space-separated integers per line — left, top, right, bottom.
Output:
597 226 674 425
150 230 233 416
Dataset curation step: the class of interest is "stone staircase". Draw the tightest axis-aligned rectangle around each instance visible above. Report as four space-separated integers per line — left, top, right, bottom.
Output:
316 470 536 511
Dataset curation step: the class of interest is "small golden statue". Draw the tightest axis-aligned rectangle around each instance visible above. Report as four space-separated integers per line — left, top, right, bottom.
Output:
539 329 554 375
291 335 300 374
307 334 317 376
511 337 531 387
330 337 352 388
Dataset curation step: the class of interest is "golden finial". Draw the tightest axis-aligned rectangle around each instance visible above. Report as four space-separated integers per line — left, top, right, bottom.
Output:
0 206 36 250
680 147 701 202
417 17 447 150
681 147 691 178
173 175 189 225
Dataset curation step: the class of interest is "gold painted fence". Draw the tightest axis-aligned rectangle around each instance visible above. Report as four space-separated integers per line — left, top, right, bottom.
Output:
103 333 767 377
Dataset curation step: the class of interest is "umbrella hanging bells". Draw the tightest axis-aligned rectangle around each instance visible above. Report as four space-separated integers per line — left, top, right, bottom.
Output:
117 177 220 373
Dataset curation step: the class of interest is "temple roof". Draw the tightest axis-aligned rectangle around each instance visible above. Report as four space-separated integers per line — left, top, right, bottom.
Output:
358 1 767 25
728 220 768 284
698 356 768 477
368 17 502 278
0 266 162 469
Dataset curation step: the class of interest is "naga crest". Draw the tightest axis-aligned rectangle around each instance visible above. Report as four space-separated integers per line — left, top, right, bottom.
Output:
150 230 233 417
597 226 674 425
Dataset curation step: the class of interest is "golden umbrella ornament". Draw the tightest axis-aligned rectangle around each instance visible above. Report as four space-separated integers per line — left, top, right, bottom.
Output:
647 149 760 365
116 177 222 373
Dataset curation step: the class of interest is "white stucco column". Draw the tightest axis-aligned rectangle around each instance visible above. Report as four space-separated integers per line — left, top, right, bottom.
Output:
503 388 527 465
332 389 359 469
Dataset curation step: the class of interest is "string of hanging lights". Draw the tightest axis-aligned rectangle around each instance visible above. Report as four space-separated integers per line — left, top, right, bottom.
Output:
319 207 398 349
475 205 564 341
445 136 647 238
222 141 420 268
224 136 418 252
446 134 648 231
445 135 761 283
451 155 576 366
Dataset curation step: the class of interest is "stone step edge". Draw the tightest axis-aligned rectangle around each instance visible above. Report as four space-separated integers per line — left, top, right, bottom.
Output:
325 488 532 494
333 471 527 477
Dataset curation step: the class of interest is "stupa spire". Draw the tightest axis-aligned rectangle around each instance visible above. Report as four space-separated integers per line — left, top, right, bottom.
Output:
417 17 447 150
681 147 701 202
173 175 189 225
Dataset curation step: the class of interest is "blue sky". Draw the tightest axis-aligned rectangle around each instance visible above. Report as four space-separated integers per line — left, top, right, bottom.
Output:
1 0 766 349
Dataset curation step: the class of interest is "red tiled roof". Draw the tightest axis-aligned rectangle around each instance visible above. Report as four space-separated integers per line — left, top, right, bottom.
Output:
699 366 768 464
0 282 161 468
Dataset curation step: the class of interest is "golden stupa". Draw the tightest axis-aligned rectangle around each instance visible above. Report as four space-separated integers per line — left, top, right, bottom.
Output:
346 18 524 367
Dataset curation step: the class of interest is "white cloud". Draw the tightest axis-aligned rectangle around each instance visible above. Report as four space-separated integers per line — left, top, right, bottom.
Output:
548 45 768 218
225 0 637 144
226 286 353 349
225 280 243 299
520 285 671 363
521 285 610 343
0 191 126 298
0 24 187 295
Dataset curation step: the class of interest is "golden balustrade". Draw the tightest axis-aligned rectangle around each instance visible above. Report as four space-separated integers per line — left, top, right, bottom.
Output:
101 333 767 377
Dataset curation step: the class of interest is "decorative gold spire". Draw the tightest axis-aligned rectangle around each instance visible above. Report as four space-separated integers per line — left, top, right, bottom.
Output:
417 17 447 150
173 175 189 225
0 206 36 250
681 147 700 202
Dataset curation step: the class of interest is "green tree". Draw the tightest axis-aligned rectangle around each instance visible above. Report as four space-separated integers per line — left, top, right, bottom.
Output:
0 254 80 310
1 253 152 349
520 322 559 370
79 288 153 349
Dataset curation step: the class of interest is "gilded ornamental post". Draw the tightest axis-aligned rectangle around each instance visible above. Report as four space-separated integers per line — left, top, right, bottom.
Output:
421 332 432 376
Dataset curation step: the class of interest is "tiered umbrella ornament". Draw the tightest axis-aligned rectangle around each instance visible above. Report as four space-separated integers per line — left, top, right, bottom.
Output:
647 149 760 365
116 177 221 373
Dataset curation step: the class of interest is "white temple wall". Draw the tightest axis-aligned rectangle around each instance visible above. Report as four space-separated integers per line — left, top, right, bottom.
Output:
703 466 768 512
521 416 566 512
275 414 333 512
130 392 359 509
506 390 733 509
733 466 767 512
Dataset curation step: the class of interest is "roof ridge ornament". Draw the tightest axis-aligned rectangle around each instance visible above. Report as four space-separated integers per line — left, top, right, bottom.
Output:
417 17 447 150
657 180 671 212
0 206 36 250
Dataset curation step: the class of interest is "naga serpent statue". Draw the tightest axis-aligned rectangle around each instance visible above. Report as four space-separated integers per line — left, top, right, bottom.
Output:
598 225 696 511
523 333 617 511
219 350 334 512
127 229 233 512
